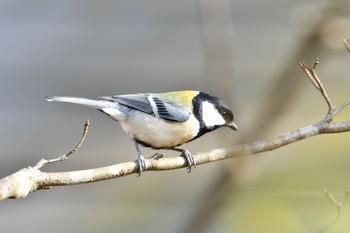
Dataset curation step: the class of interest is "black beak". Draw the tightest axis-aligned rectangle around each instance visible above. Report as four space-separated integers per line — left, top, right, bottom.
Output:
226 122 238 131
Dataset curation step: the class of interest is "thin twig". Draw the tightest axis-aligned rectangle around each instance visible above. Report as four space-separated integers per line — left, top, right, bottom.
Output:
329 98 350 119
33 119 90 169
300 59 321 91
300 59 334 117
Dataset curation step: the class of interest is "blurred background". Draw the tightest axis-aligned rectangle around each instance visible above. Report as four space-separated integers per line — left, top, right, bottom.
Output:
1 0 350 232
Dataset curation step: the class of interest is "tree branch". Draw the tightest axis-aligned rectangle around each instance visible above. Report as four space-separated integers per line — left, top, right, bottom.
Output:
1 119 350 200
1 58 350 201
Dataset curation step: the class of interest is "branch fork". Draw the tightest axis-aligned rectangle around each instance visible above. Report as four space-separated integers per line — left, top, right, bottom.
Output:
299 59 350 123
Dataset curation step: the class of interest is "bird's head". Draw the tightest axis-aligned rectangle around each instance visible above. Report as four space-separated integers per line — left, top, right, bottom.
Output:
193 92 237 134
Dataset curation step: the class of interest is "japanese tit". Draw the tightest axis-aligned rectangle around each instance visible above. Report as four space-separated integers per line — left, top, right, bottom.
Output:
46 90 237 174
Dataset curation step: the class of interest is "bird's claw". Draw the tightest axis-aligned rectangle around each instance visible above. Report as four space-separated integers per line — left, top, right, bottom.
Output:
136 154 146 176
181 150 196 173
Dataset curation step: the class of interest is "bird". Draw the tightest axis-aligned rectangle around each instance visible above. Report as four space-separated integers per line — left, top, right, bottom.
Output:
46 90 237 175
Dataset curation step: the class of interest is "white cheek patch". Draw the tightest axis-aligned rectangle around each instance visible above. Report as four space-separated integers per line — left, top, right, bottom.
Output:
201 101 226 128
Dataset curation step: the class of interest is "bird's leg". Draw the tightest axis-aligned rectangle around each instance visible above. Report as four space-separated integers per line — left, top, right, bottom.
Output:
132 139 146 176
168 148 196 172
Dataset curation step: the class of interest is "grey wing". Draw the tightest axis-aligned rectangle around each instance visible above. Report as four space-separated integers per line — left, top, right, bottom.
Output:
100 94 190 122
150 96 190 122
100 94 153 113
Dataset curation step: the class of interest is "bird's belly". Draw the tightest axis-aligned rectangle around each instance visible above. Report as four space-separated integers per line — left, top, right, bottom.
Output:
120 112 200 149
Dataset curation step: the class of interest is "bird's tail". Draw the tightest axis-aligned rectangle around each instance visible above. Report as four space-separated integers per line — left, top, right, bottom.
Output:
46 96 129 121
45 96 117 109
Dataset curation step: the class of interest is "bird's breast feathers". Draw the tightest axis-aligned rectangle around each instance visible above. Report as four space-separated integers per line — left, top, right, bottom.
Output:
120 110 200 149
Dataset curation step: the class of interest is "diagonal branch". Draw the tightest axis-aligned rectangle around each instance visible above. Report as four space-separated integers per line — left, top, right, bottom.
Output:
1 118 350 200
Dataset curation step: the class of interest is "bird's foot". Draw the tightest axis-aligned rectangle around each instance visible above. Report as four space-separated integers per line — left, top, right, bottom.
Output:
136 154 146 176
181 149 196 173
